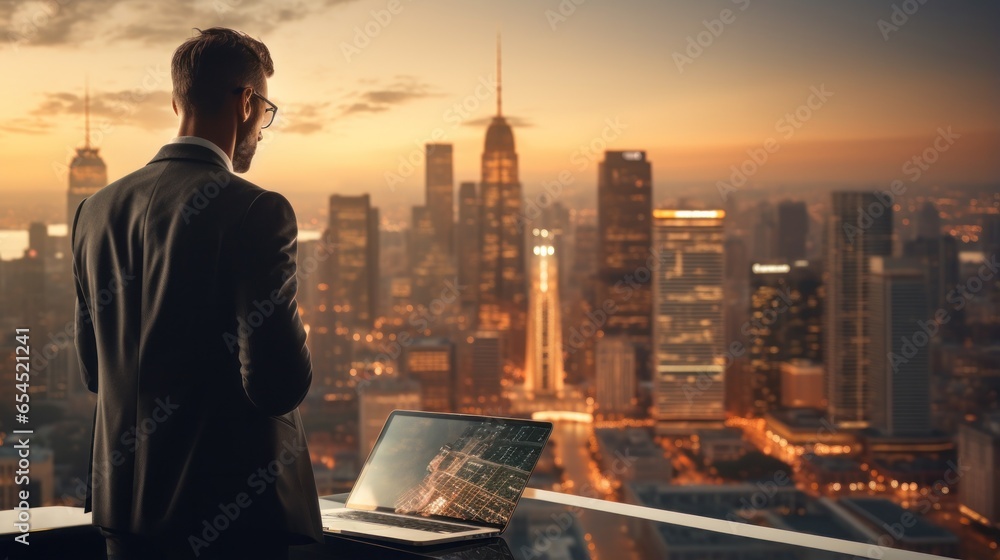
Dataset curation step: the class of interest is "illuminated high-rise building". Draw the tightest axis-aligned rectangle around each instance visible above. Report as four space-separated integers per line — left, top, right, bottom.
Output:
322 194 379 329
477 36 526 367
597 151 652 382
747 260 823 415
525 229 564 396
403 338 456 412
824 192 892 428
651 210 726 429
425 143 454 255
867 256 931 437
68 85 107 226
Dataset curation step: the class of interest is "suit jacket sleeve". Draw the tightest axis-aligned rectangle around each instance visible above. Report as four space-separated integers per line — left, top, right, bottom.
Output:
234 191 313 416
72 199 99 394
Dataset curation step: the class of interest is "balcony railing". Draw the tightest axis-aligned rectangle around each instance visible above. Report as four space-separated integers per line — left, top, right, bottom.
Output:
0 489 961 560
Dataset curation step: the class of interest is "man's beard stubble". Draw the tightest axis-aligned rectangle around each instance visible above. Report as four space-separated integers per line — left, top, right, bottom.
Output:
232 126 260 173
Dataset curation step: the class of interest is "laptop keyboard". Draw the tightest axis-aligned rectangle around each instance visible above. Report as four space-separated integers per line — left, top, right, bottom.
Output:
327 509 474 534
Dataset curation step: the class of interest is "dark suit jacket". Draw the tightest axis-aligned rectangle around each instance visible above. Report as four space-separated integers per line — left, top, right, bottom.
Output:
71 142 323 545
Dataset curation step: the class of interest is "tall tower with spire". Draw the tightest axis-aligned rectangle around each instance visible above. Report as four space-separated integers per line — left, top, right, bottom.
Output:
477 34 527 368
67 81 108 227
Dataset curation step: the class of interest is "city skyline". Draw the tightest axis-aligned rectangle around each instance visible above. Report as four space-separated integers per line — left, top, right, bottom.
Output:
2 0 999 212
2 4 1000 558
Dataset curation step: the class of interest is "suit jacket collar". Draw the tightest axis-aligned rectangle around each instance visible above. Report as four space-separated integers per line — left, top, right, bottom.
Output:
149 142 233 172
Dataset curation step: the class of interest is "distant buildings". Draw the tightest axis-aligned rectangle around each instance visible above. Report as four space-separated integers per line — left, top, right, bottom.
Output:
958 414 1000 530
825 192 893 428
0 447 54 509
593 428 671 484
867 256 931 437
651 210 726 430
595 336 636 415
322 194 379 330
597 151 653 382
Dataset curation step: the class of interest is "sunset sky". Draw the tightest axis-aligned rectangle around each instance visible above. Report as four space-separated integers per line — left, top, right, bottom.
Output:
1 0 998 212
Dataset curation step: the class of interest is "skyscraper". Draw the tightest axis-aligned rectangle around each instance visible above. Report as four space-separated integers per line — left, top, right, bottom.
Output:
409 205 454 310
456 331 505 413
776 201 808 261
867 256 931 437
747 260 823 415
904 234 959 325
824 192 893 428
322 194 379 329
651 210 726 429
425 143 454 255
403 338 456 412
597 151 653 381
958 413 1000 530
525 229 564 396
478 37 526 367
456 181 480 319
595 336 636 415
67 85 107 226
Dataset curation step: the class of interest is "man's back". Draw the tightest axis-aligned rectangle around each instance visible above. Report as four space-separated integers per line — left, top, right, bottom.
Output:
72 141 322 548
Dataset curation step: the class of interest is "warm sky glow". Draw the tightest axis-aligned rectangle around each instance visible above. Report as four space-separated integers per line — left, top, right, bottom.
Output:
1 0 998 211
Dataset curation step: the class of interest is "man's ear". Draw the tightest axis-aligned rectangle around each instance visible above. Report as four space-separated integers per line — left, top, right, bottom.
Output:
171 98 178 116
240 88 253 123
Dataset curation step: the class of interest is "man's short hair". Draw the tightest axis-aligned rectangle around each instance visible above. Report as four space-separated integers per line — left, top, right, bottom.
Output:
171 27 274 116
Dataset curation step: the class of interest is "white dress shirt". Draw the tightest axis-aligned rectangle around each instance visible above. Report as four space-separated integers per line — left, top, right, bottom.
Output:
167 136 234 173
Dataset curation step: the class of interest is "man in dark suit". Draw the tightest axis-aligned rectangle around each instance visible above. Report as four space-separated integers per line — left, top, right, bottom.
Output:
71 27 322 559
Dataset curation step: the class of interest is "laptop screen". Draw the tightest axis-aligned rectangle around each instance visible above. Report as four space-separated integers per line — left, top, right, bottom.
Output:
346 411 553 530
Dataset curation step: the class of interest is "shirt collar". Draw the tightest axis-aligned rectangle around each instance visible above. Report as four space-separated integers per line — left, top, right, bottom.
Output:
167 136 235 173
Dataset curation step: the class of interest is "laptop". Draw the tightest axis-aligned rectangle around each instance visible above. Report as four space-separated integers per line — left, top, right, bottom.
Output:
322 410 553 546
